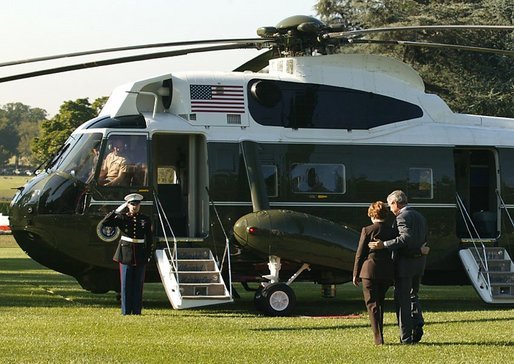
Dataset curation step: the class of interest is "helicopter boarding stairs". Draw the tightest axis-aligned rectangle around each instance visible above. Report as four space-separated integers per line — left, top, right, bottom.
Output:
457 194 514 304
153 195 233 309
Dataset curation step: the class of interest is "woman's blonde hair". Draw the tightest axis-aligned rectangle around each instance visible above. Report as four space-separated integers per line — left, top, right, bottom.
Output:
367 201 388 220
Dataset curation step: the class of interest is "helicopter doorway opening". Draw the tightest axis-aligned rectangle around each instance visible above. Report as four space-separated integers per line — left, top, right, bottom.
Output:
454 148 500 241
153 133 209 238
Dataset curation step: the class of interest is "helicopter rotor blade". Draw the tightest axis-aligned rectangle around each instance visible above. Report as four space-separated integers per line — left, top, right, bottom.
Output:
0 42 267 83
326 25 514 39
233 49 276 72
348 38 514 57
0 38 271 68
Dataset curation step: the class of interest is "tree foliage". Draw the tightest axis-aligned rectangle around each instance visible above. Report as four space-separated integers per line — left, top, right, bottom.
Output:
315 0 514 118
31 98 101 163
0 103 46 165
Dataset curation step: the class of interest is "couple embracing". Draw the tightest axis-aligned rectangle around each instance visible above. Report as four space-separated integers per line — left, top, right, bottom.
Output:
353 190 429 345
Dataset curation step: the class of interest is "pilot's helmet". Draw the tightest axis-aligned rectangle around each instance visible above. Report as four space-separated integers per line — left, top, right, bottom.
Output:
124 193 144 204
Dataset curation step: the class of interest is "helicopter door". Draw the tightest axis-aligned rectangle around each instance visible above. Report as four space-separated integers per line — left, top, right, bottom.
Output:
454 148 500 241
153 133 209 238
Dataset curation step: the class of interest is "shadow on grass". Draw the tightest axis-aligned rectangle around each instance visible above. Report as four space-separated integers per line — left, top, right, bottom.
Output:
394 340 514 346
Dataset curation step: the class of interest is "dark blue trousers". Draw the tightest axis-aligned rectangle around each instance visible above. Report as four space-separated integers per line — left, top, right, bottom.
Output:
394 274 425 343
119 263 146 315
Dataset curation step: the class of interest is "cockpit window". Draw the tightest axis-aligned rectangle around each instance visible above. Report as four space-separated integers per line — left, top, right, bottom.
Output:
98 134 148 187
54 133 103 183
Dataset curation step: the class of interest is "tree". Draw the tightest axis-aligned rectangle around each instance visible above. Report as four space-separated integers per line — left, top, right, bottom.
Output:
0 103 47 165
17 120 41 165
31 98 99 163
315 0 514 118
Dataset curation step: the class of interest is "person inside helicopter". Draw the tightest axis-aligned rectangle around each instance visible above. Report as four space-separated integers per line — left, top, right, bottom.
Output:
98 137 129 186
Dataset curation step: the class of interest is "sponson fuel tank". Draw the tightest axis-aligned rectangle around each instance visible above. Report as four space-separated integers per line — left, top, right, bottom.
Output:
233 209 359 270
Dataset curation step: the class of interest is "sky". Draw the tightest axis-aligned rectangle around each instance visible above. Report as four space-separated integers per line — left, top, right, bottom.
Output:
0 0 317 116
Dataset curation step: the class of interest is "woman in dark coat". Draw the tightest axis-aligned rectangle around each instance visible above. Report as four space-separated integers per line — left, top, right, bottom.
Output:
353 201 398 345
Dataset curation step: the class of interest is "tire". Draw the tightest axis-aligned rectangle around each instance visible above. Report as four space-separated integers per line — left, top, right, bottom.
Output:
260 283 296 316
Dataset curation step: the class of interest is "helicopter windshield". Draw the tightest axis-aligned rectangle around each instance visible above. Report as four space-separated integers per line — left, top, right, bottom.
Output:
53 133 103 183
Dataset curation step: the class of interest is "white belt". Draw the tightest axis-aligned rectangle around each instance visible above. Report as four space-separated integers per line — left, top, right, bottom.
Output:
121 236 145 243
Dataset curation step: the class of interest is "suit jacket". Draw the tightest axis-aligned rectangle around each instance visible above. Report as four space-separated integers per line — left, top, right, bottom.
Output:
353 221 398 280
383 206 428 277
102 211 153 266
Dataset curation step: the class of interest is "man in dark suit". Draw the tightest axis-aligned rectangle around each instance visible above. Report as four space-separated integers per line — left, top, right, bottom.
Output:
369 190 429 344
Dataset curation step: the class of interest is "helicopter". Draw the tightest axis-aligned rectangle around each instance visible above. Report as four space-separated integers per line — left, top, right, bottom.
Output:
5 15 514 315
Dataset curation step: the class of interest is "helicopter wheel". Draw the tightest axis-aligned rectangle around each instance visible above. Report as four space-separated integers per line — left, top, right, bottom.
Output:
259 283 296 316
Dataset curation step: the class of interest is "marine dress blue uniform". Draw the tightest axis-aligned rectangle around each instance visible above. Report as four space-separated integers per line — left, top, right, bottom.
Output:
102 194 153 315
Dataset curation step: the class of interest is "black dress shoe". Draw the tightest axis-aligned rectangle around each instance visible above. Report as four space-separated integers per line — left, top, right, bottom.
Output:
413 327 424 343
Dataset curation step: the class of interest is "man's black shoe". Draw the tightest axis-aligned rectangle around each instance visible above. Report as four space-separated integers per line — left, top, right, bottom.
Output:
413 327 424 343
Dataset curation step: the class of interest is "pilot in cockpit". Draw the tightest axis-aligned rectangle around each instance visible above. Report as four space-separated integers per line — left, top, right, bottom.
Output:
99 137 128 186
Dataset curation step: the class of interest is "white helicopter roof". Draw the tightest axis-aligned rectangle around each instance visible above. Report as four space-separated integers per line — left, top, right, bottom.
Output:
96 52 514 148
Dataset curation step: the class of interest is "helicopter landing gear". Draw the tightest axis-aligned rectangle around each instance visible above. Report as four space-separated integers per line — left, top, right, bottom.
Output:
254 255 310 316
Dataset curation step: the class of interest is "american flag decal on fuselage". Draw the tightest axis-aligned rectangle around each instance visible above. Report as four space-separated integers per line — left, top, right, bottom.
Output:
190 84 245 114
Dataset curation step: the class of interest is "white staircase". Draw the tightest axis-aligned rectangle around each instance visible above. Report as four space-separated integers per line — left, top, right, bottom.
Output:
459 246 514 304
155 246 233 309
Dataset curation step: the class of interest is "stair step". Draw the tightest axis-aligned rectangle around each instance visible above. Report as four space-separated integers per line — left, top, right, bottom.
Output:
487 272 514 284
157 237 205 244
471 247 506 261
176 248 211 260
482 260 512 272
179 283 228 296
178 271 221 283
177 259 216 271
182 295 232 300
491 284 514 297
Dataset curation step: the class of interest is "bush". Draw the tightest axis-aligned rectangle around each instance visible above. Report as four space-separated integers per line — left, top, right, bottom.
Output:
0 202 9 215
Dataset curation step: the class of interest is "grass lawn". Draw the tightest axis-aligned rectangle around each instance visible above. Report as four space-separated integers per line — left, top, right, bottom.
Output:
1 235 513 363
0 175 30 202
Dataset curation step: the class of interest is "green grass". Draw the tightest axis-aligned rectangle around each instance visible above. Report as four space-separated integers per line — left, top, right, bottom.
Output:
1 234 513 363
0 175 30 202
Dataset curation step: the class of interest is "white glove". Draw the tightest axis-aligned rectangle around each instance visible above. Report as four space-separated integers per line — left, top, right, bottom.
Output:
115 202 128 213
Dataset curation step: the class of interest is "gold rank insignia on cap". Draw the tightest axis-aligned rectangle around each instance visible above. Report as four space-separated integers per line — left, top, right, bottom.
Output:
124 193 144 203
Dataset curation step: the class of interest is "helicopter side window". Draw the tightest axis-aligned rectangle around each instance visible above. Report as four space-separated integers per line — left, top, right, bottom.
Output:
98 135 148 187
248 79 423 129
408 168 433 199
291 163 345 194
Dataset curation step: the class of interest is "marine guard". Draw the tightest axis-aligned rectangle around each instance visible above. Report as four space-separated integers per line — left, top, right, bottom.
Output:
102 193 154 315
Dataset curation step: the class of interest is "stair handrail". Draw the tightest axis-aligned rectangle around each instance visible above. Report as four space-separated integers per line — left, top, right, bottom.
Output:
456 194 491 290
153 191 179 285
496 190 514 255
206 187 232 298
496 190 514 228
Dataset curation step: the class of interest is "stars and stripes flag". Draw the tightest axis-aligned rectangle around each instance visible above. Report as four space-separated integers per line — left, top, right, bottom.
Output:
190 84 245 114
